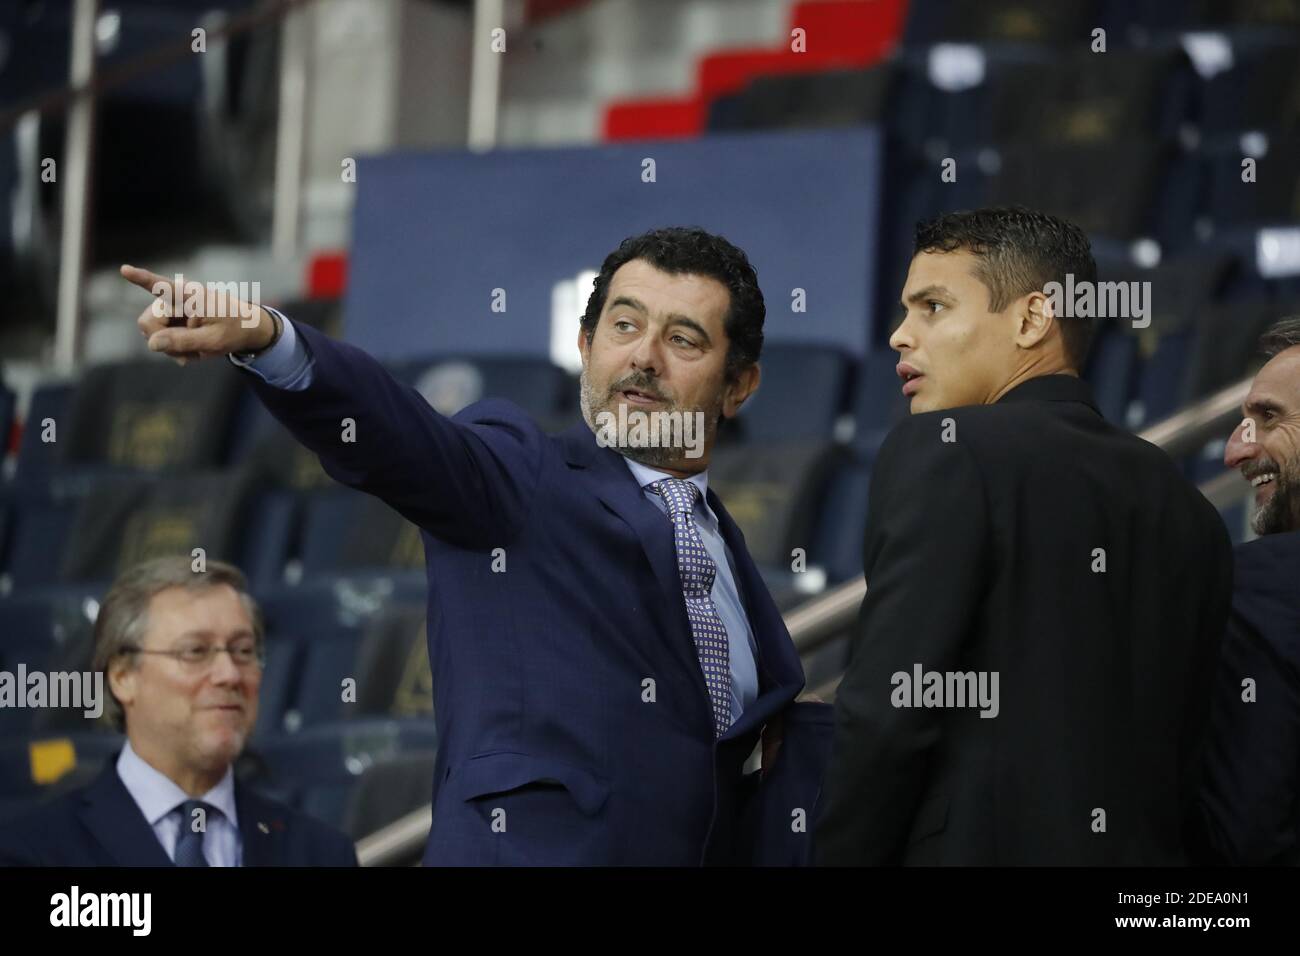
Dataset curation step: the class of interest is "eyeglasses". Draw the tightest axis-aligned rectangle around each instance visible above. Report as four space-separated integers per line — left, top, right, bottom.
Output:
123 641 265 669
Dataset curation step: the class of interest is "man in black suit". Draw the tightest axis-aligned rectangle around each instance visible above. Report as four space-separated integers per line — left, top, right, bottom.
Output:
1198 317 1300 865
815 207 1233 865
0 557 356 866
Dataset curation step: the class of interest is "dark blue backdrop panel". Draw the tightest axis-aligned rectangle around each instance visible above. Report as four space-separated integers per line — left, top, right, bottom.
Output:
343 128 882 360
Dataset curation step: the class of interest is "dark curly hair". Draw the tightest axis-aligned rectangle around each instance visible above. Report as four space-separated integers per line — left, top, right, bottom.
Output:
914 206 1097 369
581 226 765 380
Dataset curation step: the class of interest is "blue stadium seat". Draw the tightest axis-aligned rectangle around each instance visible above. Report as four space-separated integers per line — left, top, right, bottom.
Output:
902 0 1098 47
1133 328 1196 428
808 453 875 585
733 343 854 443
1084 325 1141 426
13 382 74 488
850 351 908 454
250 718 437 831
1201 133 1300 231
252 638 302 740
1199 38 1300 138
296 489 426 580
237 489 298 593
287 632 365 730
0 489 82 591
388 353 574 426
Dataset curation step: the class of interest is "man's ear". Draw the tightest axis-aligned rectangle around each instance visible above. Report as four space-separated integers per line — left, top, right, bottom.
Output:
722 363 761 419
576 326 590 370
109 657 137 716
1015 291 1054 350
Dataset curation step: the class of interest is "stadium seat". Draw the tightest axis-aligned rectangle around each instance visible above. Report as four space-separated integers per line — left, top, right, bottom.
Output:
342 750 437 841
60 357 245 474
706 65 896 132
249 718 438 831
708 441 839 569
902 0 1099 47
985 48 1195 147
388 353 574 427
849 350 908 454
1202 133 1300 231
57 470 258 586
0 488 84 591
297 489 425 580
1133 327 1197 428
808 450 875 585
252 638 302 740
287 631 366 729
353 605 433 720
986 141 1172 240
1199 38 1300 138
1083 324 1141 426
732 343 854 443
13 382 75 488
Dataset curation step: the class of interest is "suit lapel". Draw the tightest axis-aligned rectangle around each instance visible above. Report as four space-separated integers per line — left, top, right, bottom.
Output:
561 424 709 696
559 423 805 737
78 761 173 866
709 491 805 741
235 784 287 867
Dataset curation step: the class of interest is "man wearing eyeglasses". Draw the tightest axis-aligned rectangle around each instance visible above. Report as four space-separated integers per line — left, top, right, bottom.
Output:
0 557 357 867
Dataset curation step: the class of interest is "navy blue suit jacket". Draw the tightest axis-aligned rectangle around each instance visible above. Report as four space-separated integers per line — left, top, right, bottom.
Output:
240 321 811 865
0 761 358 866
1198 530 1300 865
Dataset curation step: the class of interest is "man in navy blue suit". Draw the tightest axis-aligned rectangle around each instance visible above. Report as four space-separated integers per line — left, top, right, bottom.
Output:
0 557 357 866
118 227 822 865
1198 316 1300 864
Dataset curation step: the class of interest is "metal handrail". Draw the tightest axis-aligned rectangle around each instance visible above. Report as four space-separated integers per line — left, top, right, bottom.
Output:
353 374 1257 865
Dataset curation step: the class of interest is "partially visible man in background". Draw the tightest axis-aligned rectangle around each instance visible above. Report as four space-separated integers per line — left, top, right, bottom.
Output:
1198 317 1300 865
816 206 1233 865
0 557 357 866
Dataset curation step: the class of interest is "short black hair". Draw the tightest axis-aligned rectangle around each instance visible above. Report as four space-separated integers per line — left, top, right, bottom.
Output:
581 226 765 379
914 206 1097 369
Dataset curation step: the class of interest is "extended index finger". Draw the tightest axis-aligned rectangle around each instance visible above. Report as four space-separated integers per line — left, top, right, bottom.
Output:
120 264 175 298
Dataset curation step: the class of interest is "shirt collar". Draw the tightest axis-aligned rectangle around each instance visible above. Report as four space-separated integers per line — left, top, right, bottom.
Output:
622 457 716 523
117 739 238 827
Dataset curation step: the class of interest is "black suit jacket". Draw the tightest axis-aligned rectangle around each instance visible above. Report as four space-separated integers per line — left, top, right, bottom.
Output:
1197 530 1300 865
815 374 1233 865
0 761 358 866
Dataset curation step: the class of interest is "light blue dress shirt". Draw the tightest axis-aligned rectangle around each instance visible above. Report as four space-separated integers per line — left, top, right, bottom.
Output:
232 312 763 722
622 458 761 723
116 740 241 866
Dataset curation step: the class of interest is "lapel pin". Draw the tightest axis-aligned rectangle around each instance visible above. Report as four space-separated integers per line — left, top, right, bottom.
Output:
257 822 269 834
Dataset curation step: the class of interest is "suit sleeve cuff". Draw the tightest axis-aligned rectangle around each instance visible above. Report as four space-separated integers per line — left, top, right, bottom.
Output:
228 307 314 391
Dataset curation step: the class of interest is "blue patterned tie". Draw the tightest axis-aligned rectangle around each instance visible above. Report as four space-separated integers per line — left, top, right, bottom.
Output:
174 799 212 867
651 478 732 737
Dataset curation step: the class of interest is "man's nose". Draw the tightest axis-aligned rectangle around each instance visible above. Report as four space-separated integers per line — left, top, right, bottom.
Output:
629 332 663 375
1224 419 1257 469
207 648 243 685
889 315 914 353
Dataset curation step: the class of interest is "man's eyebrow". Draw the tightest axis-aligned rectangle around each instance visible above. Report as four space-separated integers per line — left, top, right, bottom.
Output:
1244 397 1285 417
903 284 956 307
607 295 648 314
174 629 255 640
